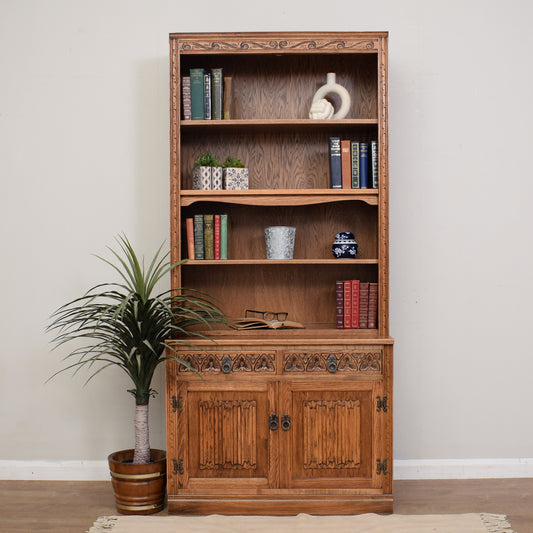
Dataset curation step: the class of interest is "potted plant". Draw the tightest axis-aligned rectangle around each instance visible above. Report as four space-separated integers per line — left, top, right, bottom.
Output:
192 151 222 190
47 235 226 514
222 156 249 190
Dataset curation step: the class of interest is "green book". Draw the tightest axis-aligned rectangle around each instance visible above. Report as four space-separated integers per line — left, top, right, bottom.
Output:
203 214 215 260
190 68 204 120
220 214 228 260
193 214 204 259
351 141 360 189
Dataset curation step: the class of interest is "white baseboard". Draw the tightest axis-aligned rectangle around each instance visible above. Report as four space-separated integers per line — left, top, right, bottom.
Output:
394 458 533 480
1 458 533 481
0 460 110 480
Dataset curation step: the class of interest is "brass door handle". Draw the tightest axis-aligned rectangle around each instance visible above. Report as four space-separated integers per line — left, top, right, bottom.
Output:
269 414 279 431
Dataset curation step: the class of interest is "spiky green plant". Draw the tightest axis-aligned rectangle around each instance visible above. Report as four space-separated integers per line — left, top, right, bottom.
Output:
47 235 226 464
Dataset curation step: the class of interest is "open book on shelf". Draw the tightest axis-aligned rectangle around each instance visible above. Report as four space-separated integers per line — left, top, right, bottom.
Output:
231 318 305 330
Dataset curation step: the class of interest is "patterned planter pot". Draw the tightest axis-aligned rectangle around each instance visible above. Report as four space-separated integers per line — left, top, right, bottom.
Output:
223 167 249 190
211 166 223 190
192 166 212 190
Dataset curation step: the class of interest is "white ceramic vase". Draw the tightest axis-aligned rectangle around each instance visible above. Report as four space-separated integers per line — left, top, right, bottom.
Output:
309 72 351 120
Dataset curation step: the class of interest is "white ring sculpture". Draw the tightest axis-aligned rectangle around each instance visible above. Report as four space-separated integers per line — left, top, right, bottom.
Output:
309 72 351 120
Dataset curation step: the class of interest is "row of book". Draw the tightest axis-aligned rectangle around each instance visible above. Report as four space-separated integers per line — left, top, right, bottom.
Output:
336 280 378 329
183 68 232 121
186 214 229 260
329 137 378 189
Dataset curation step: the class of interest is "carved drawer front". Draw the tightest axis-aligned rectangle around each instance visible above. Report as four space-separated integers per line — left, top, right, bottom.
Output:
282 348 383 375
174 350 276 375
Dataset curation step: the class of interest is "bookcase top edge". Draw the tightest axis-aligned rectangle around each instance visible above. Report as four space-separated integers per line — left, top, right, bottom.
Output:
169 31 389 40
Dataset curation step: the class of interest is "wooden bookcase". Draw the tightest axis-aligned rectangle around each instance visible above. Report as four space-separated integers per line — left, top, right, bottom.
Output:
166 31 393 515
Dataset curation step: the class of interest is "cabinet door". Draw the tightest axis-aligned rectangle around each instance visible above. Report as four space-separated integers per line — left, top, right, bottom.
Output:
279 381 385 490
170 380 278 494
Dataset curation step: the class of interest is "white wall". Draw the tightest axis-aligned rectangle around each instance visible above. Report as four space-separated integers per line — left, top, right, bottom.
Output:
1 0 532 476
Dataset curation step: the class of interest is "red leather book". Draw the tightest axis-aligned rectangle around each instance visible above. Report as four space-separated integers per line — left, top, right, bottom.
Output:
341 140 352 189
368 282 378 329
343 280 352 329
359 282 369 329
336 280 344 329
214 214 221 260
351 279 360 329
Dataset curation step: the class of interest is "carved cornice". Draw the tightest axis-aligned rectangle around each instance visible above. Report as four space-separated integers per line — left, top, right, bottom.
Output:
179 39 376 52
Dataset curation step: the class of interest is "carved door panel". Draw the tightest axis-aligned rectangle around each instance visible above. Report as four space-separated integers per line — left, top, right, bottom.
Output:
174 381 277 493
279 381 384 490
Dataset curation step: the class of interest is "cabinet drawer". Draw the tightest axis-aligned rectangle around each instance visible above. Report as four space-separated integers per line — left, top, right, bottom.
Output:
282 347 383 376
171 350 277 375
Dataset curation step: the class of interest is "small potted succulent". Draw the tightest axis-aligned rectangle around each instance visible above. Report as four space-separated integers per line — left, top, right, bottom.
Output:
222 156 249 190
47 235 226 514
192 152 222 190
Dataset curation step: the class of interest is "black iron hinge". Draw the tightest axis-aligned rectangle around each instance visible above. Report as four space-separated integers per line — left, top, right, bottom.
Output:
172 395 183 413
173 458 184 475
376 395 388 413
376 458 388 475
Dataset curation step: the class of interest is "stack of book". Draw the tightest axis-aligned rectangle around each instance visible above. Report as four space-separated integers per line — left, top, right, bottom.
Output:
182 68 232 120
335 280 378 329
329 137 379 189
186 214 229 260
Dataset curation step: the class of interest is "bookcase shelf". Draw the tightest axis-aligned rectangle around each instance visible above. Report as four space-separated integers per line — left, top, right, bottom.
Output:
167 31 392 516
183 259 380 266
181 118 379 128
180 189 379 207
180 327 388 344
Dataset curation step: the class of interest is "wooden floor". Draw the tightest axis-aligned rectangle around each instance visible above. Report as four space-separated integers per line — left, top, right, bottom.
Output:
0 479 531 532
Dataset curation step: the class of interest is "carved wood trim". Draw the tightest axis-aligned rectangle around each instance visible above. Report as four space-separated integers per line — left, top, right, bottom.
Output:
177 351 276 373
283 351 382 373
303 399 361 469
199 400 257 470
179 39 377 53
378 35 390 337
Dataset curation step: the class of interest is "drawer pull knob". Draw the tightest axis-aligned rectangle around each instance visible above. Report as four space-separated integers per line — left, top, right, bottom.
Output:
221 355 232 374
327 354 338 373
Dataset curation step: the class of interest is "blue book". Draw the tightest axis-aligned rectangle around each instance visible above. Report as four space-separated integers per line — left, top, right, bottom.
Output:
190 68 205 120
329 137 342 189
359 142 369 188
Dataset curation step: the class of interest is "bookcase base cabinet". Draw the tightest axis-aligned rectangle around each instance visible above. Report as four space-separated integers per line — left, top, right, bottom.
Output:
165 341 393 515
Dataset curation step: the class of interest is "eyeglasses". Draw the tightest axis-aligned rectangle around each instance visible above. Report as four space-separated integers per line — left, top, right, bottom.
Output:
245 309 288 321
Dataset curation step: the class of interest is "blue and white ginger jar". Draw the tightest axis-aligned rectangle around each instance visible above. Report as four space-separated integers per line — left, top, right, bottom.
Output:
332 231 358 258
